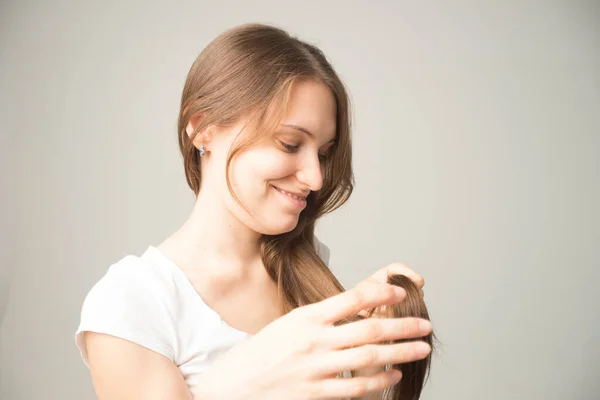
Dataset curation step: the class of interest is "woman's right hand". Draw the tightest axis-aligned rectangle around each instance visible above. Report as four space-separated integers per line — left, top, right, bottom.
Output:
193 281 433 400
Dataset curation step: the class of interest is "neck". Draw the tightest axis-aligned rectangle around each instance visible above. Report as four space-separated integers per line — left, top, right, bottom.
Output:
158 188 264 280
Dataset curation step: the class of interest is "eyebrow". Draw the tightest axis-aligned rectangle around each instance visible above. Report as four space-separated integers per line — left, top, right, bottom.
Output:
281 124 336 143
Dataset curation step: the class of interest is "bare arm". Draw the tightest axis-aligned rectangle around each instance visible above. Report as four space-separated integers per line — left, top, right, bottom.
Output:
86 332 386 400
85 332 193 400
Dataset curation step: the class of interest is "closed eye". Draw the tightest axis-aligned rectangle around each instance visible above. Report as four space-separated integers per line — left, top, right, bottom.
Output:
280 140 330 162
280 141 299 152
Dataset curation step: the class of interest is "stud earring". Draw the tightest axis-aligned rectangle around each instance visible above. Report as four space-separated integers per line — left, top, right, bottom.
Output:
199 145 205 157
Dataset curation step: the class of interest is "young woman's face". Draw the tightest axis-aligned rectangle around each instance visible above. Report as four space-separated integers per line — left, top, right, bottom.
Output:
212 79 337 235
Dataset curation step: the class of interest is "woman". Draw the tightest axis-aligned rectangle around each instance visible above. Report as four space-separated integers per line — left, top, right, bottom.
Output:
75 23 433 400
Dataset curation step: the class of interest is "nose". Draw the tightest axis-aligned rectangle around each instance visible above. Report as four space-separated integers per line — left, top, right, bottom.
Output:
296 152 324 192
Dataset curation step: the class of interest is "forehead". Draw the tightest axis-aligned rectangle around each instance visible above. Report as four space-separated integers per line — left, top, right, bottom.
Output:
280 79 337 142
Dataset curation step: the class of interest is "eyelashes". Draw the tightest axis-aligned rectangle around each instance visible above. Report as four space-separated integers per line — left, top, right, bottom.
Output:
280 141 300 152
279 141 329 161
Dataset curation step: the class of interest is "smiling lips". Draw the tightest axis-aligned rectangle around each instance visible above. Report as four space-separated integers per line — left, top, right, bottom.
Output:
272 186 308 209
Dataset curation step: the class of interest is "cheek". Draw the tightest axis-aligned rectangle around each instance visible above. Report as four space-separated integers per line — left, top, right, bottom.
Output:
265 155 297 179
233 149 296 188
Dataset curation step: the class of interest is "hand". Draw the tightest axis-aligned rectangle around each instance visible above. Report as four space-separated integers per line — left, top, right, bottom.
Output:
193 281 433 400
357 263 425 318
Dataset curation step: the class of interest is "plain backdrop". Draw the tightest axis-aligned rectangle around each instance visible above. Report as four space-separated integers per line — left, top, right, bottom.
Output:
1 1 599 399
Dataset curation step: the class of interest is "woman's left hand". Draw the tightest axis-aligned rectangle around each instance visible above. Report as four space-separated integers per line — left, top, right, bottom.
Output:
356 263 425 318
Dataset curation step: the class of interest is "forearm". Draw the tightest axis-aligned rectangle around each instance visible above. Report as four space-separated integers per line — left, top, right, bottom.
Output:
191 376 227 400
192 373 251 400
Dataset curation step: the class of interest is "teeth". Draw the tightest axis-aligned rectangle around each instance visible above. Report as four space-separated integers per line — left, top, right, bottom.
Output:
277 188 305 201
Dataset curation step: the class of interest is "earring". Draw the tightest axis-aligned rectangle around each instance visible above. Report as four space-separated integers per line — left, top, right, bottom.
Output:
199 145 205 157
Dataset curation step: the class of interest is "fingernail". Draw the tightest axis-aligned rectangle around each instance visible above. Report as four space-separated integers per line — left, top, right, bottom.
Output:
419 320 432 332
394 287 405 297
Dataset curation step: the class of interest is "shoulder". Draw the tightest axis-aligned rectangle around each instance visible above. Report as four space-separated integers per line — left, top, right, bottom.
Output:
76 250 179 365
313 236 331 265
84 252 173 305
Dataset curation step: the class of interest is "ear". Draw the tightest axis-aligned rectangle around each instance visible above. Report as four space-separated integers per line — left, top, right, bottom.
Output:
185 113 213 151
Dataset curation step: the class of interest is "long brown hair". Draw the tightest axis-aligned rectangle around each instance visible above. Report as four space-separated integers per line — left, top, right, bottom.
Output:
177 23 434 398
362 275 436 400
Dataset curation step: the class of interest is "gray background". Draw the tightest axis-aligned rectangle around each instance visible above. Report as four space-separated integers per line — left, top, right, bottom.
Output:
1 1 599 399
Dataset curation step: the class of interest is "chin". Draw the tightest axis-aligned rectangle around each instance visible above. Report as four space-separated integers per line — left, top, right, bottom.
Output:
260 217 300 236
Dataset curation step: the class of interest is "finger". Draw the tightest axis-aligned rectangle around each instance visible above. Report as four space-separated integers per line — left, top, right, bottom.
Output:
305 282 406 325
313 341 432 378
322 317 433 350
357 305 388 319
314 368 402 399
391 264 425 289
357 306 387 318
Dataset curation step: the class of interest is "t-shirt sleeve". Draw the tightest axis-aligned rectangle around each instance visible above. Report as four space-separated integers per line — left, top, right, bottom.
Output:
314 236 331 265
75 256 176 367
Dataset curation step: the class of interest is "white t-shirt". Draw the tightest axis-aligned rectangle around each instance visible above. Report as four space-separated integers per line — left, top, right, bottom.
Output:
75 238 332 393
